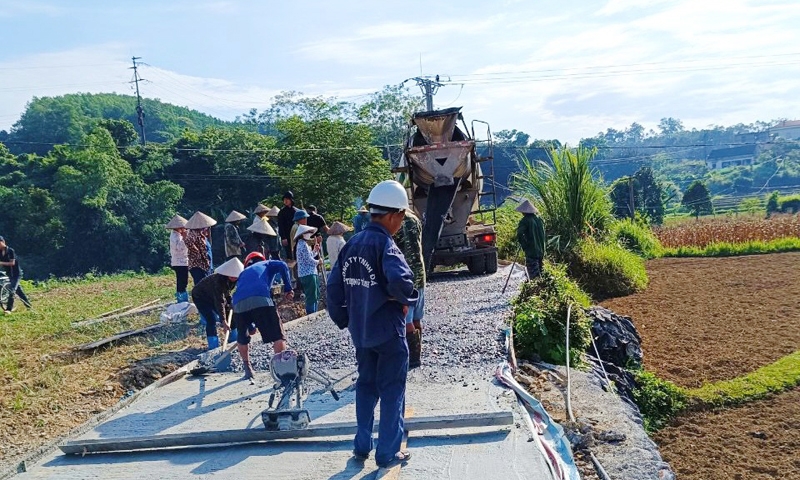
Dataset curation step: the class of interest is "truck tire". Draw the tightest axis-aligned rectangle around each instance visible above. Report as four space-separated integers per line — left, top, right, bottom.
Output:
485 251 498 274
467 254 486 275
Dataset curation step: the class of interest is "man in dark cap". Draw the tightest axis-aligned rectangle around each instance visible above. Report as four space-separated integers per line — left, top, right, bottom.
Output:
0 236 32 313
277 192 298 260
306 205 329 236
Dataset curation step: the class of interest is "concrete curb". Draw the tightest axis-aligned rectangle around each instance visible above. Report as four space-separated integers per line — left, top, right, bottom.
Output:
1 309 325 479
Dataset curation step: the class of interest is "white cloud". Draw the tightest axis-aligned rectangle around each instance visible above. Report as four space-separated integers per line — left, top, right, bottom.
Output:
2 0 800 145
0 1 64 18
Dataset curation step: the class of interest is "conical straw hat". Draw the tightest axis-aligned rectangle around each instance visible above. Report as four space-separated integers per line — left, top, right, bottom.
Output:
515 199 540 215
266 206 280 217
225 210 247 223
294 224 317 240
185 211 217 229
246 218 277 236
215 257 244 278
165 214 188 229
328 221 351 236
254 203 270 214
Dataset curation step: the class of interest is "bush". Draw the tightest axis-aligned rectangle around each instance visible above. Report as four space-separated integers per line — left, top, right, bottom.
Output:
511 146 611 253
632 370 687 432
766 190 780 216
494 203 523 260
780 194 800 213
609 218 663 258
568 239 649 299
512 262 592 366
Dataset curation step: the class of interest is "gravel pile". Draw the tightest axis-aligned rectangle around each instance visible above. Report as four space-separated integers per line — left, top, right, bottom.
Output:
229 264 526 374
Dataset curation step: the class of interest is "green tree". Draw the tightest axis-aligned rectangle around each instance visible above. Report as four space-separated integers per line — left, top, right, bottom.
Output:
766 190 780 216
166 127 279 215
681 180 713 218
97 118 138 147
268 116 390 217
357 85 424 166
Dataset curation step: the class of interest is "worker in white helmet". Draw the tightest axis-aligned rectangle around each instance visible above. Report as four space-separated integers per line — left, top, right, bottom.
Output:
326 180 417 468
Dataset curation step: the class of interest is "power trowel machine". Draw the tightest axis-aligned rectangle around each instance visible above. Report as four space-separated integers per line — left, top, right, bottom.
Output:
262 350 341 431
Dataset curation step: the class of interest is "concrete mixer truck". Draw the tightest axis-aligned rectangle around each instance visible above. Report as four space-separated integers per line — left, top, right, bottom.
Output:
393 107 499 275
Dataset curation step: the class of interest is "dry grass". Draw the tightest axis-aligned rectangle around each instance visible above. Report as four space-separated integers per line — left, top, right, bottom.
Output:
654 214 800 248
0 272 206 471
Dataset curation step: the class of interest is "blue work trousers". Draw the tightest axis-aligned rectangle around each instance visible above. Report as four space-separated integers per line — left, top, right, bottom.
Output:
354 335 408 465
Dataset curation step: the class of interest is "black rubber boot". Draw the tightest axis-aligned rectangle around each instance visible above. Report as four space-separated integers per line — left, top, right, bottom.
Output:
408 329 422 369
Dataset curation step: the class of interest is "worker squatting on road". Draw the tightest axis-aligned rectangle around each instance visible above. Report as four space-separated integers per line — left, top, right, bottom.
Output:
393 210 426 369
327 180 417 468
233 252 294 380
191 257 244 350
516 199 546 279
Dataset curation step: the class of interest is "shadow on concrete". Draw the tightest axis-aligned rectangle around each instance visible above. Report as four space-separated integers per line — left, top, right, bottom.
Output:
93 376 267 438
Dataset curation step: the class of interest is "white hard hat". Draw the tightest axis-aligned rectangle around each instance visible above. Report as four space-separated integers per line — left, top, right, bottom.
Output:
215 257 244 278
366 180 408 212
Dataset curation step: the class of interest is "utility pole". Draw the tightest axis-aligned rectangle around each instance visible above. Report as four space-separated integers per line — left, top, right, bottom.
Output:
411 75 445 112
129 56 146 146
628 176 635 219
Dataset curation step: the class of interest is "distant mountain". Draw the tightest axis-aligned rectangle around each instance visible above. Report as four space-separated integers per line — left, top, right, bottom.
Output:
4 92 233 155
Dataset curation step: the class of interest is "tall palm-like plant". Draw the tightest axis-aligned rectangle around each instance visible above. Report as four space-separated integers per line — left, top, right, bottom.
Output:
511 145 611 252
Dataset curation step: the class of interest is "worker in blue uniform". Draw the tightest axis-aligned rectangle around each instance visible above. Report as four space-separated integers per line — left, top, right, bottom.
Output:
232 252 294 380
327 180 417 468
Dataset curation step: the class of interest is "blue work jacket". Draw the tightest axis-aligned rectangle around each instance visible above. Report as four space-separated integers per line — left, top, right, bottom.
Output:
232 260 292 305
326 222 417 349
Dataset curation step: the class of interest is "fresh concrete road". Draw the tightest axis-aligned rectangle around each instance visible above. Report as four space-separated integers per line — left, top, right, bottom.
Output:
18 265 554 479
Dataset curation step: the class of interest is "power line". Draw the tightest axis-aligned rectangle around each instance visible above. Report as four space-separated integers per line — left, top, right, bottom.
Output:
0 139 400 153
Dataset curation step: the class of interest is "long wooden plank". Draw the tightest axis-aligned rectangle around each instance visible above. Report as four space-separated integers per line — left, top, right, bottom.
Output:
59 411 513 455
75 323 164 351
375 406 413 479
72 299 162 328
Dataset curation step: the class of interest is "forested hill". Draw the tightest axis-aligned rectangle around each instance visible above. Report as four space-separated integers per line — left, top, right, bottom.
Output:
2 93 231 155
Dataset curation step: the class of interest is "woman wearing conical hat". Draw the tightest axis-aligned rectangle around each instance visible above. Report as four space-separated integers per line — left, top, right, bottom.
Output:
166 215 190 303
264 206 281 259
326 221 351 268
515 200 546 279
185 211 217 286
224 210 247 261
294 225 322 315
191 258 244 351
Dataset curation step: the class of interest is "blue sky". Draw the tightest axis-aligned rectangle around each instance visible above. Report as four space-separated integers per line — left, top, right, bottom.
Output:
1 0 800 143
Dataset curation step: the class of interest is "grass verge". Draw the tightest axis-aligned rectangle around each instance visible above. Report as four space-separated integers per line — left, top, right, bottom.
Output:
661 237 800 257
686 350 800 409
0 270 198 471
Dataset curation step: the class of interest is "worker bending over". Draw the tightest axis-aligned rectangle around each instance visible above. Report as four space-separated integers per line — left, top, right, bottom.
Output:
191 258 244 350
233 252 294 380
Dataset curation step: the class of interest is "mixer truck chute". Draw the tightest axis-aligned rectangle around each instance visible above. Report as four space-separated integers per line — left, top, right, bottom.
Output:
394 107 499 275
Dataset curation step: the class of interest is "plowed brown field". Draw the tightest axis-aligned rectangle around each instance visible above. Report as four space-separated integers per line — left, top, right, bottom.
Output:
602 252 800 480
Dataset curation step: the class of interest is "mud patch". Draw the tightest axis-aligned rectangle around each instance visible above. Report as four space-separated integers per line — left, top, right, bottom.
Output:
118 348 203 392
